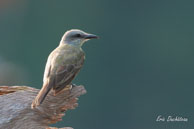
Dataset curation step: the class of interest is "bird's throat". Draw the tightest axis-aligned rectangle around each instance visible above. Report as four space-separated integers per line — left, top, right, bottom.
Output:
61 40 84 48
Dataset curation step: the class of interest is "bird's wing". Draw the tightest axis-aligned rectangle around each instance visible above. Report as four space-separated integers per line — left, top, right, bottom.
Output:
53 54 85 94
43 48 59 83
31 48 59 108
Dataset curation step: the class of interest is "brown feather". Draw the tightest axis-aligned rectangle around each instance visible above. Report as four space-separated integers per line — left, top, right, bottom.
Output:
31 79 53 109
53 55 84 94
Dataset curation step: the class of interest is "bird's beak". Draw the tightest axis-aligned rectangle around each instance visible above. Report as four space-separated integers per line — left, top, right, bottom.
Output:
84 34 99 39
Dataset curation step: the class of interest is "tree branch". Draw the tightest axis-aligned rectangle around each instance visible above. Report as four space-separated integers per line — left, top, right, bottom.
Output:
0 85 86 129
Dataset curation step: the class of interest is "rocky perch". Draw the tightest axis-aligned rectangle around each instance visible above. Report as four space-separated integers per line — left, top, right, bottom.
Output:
0 85 86 129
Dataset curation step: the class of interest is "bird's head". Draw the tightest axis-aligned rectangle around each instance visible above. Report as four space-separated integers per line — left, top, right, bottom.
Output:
61 29 98 47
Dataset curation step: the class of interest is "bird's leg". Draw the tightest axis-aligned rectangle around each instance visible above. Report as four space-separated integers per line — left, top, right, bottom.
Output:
53 84 72 96
71 83 76 88
65 84 73 91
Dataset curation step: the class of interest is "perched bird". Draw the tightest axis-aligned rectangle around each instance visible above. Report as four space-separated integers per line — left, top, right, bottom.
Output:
31 29 98 108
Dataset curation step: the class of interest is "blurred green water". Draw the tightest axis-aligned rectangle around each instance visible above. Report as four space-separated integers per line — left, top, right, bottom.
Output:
0 0 194 129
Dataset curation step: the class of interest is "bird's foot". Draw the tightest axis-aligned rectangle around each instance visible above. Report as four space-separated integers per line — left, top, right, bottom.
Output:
54 85 72 96
65 84 72 91
71 83 77 88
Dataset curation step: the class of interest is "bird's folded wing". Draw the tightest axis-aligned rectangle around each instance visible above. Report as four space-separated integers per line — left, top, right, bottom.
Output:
53 63 82 93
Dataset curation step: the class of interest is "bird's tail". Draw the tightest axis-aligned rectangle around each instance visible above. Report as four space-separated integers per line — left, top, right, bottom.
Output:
31 83 52 109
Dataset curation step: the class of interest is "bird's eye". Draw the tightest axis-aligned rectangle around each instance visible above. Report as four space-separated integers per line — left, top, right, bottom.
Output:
75 34 81 37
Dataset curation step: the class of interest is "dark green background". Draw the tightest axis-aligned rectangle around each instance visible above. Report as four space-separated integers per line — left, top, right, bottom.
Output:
0 0 194 129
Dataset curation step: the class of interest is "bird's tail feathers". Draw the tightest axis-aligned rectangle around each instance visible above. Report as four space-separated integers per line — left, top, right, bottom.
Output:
31 82 52 109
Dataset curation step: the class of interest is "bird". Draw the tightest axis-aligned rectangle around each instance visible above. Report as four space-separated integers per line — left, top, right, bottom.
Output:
31 29 98 108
